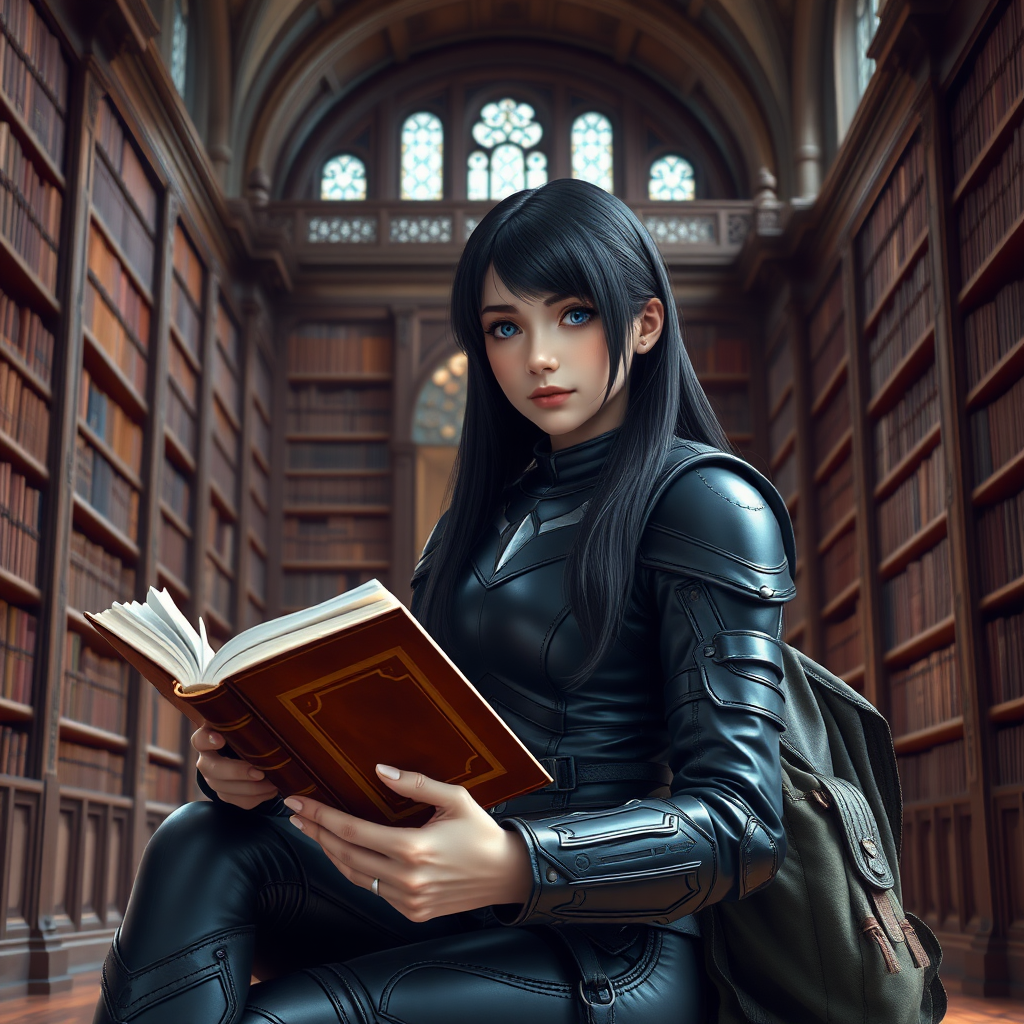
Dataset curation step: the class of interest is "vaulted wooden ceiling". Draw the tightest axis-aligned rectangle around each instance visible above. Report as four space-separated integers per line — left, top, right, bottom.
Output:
199 0 823 203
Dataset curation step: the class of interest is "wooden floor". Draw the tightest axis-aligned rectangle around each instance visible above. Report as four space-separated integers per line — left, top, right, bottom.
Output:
0 971 1021 1022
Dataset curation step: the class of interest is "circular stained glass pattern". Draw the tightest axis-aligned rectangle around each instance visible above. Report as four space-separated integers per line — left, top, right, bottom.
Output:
649 155 696 201
467 98 547 200
413 352 468 445
321 154 368 201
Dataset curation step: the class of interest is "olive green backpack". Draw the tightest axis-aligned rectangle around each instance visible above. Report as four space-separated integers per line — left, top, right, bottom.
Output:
697 643 946 1023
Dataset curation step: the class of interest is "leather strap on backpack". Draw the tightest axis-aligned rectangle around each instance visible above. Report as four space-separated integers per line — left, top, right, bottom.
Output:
547 925 617 1024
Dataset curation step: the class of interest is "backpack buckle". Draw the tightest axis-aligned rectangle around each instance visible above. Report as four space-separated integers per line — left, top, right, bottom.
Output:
540 756 577 791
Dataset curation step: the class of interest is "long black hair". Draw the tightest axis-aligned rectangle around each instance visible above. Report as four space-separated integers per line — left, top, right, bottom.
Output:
416 178 731 686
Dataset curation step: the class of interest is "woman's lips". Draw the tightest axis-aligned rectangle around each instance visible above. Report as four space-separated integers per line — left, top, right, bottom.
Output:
530 390 573 407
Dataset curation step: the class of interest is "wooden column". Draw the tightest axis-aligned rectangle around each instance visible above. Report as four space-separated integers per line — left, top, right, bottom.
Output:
391 306 417 603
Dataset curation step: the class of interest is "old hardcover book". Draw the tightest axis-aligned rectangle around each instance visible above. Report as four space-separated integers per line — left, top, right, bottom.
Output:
85 581 551 826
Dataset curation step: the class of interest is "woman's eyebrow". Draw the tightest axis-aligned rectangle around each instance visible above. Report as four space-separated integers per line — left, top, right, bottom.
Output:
480 304 518 314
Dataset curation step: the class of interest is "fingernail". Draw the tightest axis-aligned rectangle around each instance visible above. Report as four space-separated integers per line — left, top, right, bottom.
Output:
376 764 400 780
288 816 304 831
283 797 302 812
208 732 222 744
248 768 264 780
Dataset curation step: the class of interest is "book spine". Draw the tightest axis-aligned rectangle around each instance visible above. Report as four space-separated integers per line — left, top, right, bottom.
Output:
185 685 326 799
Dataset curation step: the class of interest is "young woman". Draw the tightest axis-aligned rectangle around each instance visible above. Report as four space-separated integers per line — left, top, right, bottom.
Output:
93 178 795 1024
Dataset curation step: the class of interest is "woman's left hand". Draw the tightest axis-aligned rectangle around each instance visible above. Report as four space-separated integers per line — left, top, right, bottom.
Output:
283 764 533 922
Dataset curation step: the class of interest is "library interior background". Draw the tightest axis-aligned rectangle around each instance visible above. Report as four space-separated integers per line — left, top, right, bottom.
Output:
1 0 1024 1007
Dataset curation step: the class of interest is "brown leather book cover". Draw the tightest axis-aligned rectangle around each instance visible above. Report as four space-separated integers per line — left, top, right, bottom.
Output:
87 603 552 826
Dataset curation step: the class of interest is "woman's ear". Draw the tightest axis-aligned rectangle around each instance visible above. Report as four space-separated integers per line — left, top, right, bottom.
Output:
635 297 665 354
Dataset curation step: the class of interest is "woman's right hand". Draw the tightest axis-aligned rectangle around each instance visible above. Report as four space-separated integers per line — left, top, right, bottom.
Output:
192 725 280 810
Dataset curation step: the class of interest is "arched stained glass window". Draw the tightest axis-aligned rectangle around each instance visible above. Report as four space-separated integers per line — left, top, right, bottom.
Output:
321 154 368 201
467 98 547 201
571 112 613 192
856 0 880 98
401 112 444 200
413 352 468 445
649 155 696 201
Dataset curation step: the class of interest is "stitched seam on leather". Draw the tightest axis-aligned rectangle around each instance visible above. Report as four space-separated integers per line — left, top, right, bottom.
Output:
613 929 663 993
694 468 764 510
241 1005 288 1024
378 960 572 1003
304 966 355 1023
322 963 373 1024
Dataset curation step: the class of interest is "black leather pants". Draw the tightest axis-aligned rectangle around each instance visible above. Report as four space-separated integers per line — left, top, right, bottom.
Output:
93 801 707 1024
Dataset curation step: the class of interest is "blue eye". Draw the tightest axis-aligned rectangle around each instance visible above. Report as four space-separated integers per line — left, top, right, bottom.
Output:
490 321 518 339
564 308 593 326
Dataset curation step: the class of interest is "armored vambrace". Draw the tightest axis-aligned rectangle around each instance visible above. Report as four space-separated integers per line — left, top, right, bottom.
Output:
495 460 794 928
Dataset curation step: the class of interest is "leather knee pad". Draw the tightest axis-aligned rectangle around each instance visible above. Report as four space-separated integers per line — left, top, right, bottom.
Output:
93 926 255 1024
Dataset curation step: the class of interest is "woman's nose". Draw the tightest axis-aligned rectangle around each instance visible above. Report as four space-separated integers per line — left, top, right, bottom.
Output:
526 341 558 374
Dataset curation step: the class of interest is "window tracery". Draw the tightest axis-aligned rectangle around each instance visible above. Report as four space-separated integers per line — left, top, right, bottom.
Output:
648 154 695 201
321 154 368 201
571 112 613 192
401 112 444 200
467 98 547 200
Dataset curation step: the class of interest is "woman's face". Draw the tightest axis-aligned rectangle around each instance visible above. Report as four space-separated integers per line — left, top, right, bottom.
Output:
480 266 663 451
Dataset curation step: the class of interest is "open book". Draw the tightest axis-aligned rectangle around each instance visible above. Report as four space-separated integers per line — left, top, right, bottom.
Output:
85 581 552 825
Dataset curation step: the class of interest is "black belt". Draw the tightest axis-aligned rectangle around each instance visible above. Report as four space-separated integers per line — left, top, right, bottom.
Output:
538 756 673 793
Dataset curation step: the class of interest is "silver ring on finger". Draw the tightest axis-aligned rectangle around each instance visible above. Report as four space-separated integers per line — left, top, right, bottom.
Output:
371 877 380 896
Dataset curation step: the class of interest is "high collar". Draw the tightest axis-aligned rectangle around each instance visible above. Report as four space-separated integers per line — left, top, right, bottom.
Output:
526 429 618 491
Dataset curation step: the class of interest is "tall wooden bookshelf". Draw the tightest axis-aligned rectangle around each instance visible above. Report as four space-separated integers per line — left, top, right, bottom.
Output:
244 314 272 630
946 0 1024 978
281 321 394 611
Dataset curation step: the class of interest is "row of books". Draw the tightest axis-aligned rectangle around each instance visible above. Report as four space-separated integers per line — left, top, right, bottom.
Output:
210 438 238 503
682 325 750 374
708 390 751 435
63 631 128 735
287 387 392 433
159 515 190 587
284 473 391 506
251 462 270 512
252 412 270 465
204 558 232 622
215 304 240 368
212 402 239 463
810 311 846 401
84 277 148 396
874 363 939 479
949 0 1024 182
986 607 1024 704
0 459 39 583
824 605 862 676
0 0 68 110
57 740 124 794
249 497 268 550
0 285 51 383
1 25 64 167
858 140 926 315
770 449 796 505
813 380 850 469
888 644 961 736
79 368 143 475
0 723 27 776
92 155 155 290
969 371 1024 483
172 223 203 307
68 528 135 613
168 333 198 403
868 255 932 396
821 526 857 604
768 394 793 455
976 486 1024 595
287 327 393 376
212 348 240 420
171 275 202 360
964 277 1024 389
897 738 967 802
880 536 952 650
767 339 793 412
0 124 59 290
0 599 35 703
146 761 182 805
877 446 945 560
96 98 157 233
162 456 191 522
287 441 390 471
0 355 48 461
816 454 854 535
249 547 267 602
282 569 380 609
283 538 390 562
150 696 183 752
957 122 1024 283
88 224 151 347
166 384 197 456
208 508 234 563
995 722 1024 786
253 344 272 414
74 435 140 541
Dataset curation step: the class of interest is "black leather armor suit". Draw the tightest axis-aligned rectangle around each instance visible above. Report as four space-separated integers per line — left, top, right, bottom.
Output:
93 429 795 1024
